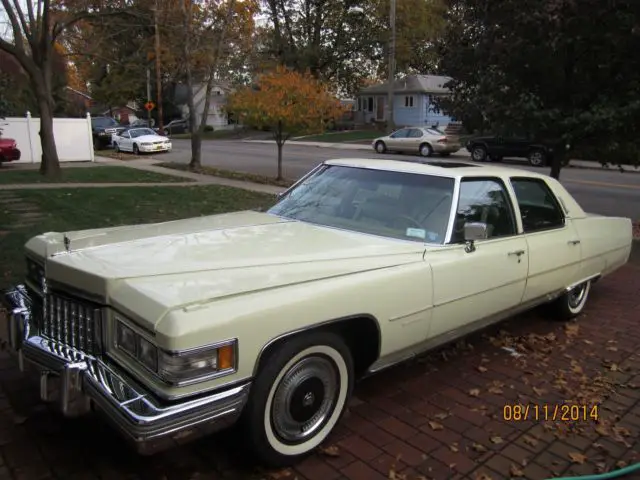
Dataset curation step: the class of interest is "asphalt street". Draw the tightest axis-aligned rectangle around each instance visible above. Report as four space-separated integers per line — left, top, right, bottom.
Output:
159 139 640 220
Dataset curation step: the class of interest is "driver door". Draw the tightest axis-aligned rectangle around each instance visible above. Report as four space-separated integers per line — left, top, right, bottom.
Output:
119 131 132 151
386 128 410 150
428 177 528 339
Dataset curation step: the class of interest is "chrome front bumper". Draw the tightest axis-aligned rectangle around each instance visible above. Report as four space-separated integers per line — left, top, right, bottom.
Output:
0 285 250 454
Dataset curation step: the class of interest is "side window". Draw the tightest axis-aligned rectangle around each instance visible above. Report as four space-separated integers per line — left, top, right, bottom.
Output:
408 129 423 138
123 132 130 138
510 178 565 232
390 129 409 138
451 178 517 243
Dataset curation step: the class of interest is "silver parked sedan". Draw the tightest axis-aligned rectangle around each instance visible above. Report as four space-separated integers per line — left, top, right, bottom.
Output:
372 126 461 157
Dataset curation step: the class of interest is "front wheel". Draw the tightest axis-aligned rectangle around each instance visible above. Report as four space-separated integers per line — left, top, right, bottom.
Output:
133 144 140 155
548 280 592 320
243 332 354 467
374 141 386 153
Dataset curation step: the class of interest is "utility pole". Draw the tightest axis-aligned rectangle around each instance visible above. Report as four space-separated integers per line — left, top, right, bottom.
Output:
146 68 152 126
154 0 164 134
386 0 396 131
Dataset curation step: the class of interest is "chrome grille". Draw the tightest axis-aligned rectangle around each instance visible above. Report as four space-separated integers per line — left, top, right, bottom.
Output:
25 258 45 289
42 292 102 354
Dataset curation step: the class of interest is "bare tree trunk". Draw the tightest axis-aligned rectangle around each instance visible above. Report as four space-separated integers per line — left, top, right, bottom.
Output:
33 60 61 177
179 0 201 171
37 96 61 176
275 121 286 180
191 0 237 170
549 151 563 179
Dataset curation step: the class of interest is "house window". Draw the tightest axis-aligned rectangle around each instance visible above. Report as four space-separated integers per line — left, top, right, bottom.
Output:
367 97 374 112
404 96 414 108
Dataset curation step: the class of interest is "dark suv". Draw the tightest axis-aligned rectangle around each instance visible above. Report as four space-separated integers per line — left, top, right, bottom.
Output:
91 116 125 150
466 135 555 167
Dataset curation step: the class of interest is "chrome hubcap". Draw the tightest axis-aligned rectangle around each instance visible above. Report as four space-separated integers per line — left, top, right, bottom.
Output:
472 148 484 160
530 153 543 165
271 356 338 443
376 143 384 152
568 282 588 309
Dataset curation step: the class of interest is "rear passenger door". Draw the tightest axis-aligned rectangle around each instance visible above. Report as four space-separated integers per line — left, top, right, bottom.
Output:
405 128 425 151
509 177 582 303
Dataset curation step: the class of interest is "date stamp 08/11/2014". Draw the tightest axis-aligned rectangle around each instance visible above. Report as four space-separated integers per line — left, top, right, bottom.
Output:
503 404 599 422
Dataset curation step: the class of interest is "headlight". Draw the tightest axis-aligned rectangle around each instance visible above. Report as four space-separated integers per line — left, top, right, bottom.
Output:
113 317 236 386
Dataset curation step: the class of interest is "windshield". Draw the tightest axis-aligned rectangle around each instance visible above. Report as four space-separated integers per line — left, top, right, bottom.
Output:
92 117 118 128
130 128 156 137
268 165 455 243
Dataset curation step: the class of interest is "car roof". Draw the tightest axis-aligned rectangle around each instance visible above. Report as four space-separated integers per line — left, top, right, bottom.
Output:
323 158 550 180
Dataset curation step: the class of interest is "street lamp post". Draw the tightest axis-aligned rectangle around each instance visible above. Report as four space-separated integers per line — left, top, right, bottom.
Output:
386 0 396 130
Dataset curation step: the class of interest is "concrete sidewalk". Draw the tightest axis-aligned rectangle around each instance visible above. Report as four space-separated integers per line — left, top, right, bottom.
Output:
243 140 640 174
0 157 285 196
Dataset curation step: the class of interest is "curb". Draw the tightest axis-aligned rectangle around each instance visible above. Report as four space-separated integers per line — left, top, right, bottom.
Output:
242 141 640 174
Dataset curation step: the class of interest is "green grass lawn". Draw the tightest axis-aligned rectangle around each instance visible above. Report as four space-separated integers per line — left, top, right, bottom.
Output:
295 130 385 143
0 185 277 287
156 161 295 188
0 165 190 184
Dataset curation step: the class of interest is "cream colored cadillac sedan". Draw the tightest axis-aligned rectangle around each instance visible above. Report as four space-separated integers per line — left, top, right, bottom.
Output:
0 158 633 466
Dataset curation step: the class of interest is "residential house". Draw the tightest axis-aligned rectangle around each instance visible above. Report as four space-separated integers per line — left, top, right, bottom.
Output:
65 87 140 124
174 82 236 129
355 74 455 128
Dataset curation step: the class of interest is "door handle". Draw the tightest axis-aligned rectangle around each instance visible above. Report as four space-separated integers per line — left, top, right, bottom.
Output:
568 240 581 245
508 250 526 256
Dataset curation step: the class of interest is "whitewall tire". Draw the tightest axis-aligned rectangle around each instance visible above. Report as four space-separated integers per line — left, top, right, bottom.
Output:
549 280 591 320
243 332 353 467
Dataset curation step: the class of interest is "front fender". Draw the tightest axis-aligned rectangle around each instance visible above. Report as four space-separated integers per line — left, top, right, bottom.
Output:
153 259 434 398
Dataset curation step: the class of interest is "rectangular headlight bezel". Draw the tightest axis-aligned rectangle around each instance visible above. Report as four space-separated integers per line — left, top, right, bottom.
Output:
157 340 238 386
112 314 237 387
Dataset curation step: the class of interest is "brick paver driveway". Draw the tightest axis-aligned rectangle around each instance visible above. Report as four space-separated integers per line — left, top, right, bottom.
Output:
1 252 639 480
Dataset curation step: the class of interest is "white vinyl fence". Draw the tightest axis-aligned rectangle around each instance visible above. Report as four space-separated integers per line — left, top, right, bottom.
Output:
1 112 95 163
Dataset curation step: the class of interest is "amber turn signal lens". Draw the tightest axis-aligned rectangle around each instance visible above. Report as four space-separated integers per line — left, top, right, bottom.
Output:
217 344 234 370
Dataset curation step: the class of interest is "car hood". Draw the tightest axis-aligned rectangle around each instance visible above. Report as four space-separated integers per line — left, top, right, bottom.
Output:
33 211 424 328
135 134 168 142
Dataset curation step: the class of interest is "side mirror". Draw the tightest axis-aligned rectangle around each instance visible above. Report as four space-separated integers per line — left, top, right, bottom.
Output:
464 222 488 253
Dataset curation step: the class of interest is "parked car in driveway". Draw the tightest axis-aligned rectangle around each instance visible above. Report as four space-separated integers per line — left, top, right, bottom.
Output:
91 116 125 150
0 137 21 165
0 159 632 466
164 118 189 135
466 135 556 166
112 127 172 154
373 126 462 157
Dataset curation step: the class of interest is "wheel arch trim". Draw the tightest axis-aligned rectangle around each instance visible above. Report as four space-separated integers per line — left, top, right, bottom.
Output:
251 314 382 377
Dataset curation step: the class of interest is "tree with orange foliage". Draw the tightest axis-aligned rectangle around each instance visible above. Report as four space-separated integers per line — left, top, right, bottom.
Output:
226 66 345 180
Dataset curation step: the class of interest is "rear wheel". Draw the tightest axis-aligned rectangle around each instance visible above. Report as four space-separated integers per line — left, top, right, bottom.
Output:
528 149 547 167
243 332 354 467
548 280 592 320
419 143 433 157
